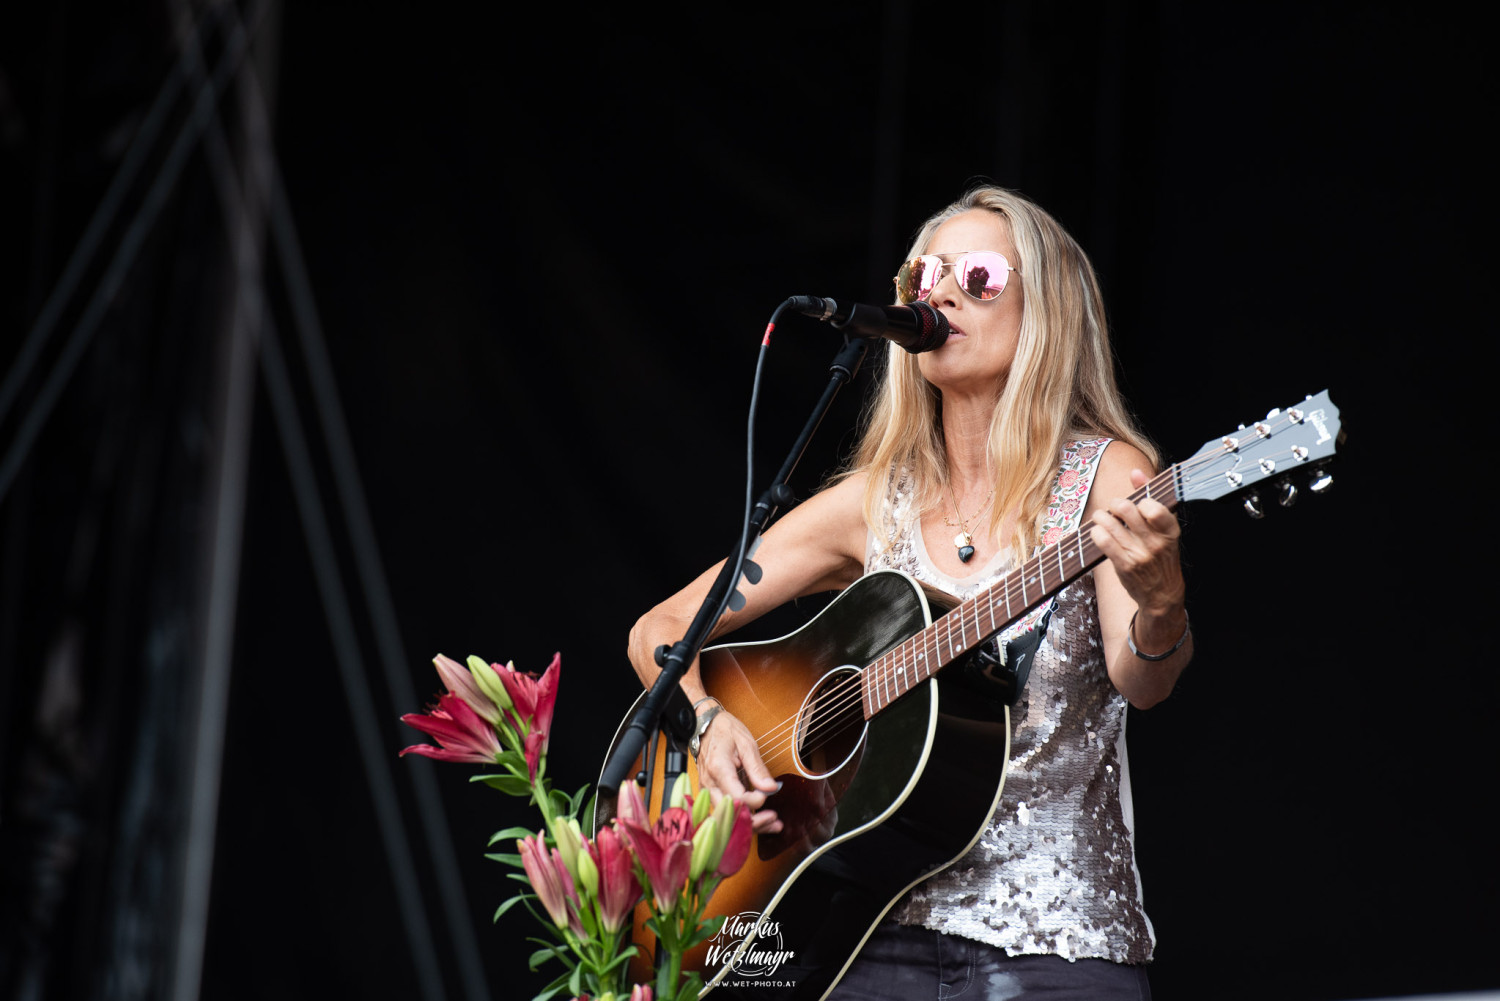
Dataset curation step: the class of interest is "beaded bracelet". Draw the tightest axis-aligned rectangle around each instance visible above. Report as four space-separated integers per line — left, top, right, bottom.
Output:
1127 610 1190 662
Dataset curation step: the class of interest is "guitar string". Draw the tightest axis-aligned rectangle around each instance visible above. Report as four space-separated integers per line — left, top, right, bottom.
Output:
744 437 1251 770
742 452 1184 767
744 440 1250 772
742 419 1316 770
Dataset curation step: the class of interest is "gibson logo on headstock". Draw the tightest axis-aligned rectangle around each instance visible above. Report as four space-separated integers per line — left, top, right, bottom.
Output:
1310 408 1333 445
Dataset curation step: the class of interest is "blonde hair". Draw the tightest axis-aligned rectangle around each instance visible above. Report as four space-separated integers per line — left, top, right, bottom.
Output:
846 184 1159 557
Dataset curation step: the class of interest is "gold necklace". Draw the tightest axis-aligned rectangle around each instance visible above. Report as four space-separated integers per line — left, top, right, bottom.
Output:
943 483 994 564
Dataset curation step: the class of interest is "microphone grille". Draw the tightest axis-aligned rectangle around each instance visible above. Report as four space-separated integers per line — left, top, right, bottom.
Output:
908 302 951 353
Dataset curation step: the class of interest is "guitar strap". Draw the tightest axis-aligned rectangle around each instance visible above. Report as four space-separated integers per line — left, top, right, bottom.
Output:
983 437 1112 700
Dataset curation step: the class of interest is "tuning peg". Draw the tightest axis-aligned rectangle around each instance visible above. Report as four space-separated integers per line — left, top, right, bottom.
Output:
741 558 763 585
1279 481 1298 507
1243 492 1264 519
1309 471 1334 494
727 589 747 611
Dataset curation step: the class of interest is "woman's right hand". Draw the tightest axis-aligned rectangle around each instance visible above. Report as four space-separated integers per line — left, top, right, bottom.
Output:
695 707 783 834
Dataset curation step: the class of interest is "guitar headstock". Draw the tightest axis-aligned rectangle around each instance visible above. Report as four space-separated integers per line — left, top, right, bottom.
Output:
1177 389 1343 517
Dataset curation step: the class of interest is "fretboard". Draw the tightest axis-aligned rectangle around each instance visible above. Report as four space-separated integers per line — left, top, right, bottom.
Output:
859 465 1183 718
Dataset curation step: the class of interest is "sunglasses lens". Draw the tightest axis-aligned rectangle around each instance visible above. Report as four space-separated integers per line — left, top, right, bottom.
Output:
895 255 941 304
959 252 1011 300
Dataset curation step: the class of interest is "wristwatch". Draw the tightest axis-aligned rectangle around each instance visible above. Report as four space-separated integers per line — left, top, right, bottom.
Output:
689 704 723 758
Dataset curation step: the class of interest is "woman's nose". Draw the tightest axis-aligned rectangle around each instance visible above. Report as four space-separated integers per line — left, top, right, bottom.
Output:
926 262 963 307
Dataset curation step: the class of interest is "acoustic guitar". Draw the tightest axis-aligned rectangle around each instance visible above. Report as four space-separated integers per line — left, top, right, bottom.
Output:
597 390 1342 999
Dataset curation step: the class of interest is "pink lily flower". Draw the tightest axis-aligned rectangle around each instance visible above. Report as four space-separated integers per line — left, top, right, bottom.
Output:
589 825 643 934
631 986 653 1001
497 652 561 741
552 846 586 936
615 785 695 914
616 780 650 830
518 833 571 930
399 693 501 764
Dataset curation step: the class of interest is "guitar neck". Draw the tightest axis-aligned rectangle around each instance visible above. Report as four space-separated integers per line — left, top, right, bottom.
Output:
860 465 1183 718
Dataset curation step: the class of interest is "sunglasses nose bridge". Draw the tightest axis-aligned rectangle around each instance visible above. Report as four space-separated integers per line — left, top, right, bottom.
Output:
924 258 966 304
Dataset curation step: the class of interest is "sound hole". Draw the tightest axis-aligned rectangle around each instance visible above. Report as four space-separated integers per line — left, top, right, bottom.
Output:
794 666 868 779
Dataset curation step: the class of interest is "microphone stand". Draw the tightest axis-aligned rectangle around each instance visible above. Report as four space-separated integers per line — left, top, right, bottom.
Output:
598 333 871 810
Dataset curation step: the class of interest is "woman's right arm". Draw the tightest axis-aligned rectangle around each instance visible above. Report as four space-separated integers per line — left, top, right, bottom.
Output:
625 472 871 832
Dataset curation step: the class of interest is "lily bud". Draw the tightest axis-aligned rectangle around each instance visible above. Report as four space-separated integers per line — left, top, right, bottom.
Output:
517 833 570 930
667 773 688 810
553 817 584 880
691 790 713 828
617 781 647 830
467 655 513 712
689 813 719 881
706 796 735 867
576 844 599 898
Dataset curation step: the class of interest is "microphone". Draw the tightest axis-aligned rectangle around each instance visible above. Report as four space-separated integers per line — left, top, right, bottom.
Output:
786 296 950 353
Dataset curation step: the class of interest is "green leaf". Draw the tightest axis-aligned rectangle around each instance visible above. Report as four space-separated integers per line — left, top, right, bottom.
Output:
487 825 537 845
597 945 639 974
476 773 534 796
484 852 523 868
673 972 707 1001
492 894 532 922
682 912 726 948
530 970 572 1001
567 963 583 997
525 938 573 973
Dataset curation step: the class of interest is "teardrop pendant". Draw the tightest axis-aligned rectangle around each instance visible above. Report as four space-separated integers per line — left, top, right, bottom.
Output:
953 531 975 563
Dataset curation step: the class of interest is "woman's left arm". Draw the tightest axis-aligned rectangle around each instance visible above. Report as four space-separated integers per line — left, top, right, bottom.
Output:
1085 442 1193 709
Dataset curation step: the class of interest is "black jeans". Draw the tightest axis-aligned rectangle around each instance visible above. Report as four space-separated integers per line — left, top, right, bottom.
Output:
826 921 1151 1001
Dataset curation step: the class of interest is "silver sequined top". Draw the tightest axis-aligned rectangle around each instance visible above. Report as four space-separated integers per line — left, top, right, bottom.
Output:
866 442 1155 964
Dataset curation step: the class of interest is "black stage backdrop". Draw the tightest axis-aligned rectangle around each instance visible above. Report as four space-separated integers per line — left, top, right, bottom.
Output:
0 3 1493 1001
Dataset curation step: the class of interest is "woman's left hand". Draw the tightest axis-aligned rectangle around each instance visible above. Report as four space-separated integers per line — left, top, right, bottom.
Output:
1089 467 1185 615
1087 455 1193 708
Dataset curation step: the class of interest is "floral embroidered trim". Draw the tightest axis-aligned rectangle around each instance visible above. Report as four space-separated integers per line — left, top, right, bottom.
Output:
1036 437 1111 550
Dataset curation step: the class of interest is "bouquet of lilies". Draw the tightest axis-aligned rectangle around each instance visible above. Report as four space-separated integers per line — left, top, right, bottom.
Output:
399 653 752 1001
